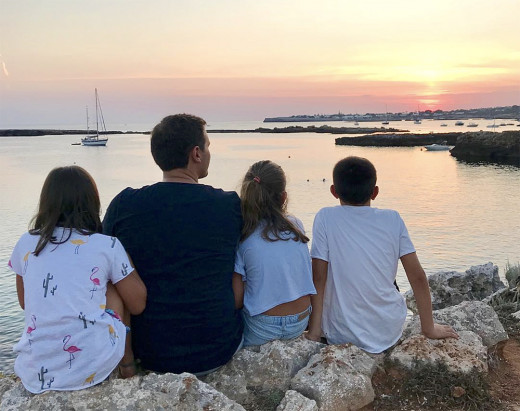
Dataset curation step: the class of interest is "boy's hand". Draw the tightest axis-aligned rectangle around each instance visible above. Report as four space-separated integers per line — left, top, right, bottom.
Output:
422 323 459 340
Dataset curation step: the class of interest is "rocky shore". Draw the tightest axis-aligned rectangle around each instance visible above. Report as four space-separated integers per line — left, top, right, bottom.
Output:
449 131 520 163
0 129 146 137
335 132 460 147
2 262 520 410
208 125 408 135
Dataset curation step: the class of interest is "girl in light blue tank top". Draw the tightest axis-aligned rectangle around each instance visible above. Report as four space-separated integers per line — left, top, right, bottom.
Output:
233 161 316 346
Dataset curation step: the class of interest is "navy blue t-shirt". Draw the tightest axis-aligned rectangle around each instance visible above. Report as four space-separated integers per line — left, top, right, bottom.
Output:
103 182 243 373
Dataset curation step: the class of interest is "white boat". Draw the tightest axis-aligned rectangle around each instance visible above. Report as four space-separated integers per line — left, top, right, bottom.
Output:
455 121 464 126
81 89 108 146
354 121 359 126
413 119 421 124
424 141 450 151
467 122 479 127
440 123 448 127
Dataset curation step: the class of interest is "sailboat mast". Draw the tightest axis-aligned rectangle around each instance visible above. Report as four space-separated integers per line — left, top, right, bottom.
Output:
95 88 100 139
86 106 89 135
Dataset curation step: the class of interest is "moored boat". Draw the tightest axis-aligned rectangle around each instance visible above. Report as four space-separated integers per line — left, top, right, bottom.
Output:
424 141 451 151
81 89 108 147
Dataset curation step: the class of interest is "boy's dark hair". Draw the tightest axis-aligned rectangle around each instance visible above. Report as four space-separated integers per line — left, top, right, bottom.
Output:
332 156 377 204
151 114 207 171
30 166 102 256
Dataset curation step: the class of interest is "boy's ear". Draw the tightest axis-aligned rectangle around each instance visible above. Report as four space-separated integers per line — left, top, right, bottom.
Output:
330 184 339 199
371 186 379 200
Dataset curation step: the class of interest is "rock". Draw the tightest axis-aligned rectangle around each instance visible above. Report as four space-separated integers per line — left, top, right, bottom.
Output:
290 344 376 410
276 390 318 411
390 331 487 373
402 301 508 347
0 373 245 411
405 263 505 312
203 336 323 406
450 130 520 163
452 386 466 398
512 310 520 321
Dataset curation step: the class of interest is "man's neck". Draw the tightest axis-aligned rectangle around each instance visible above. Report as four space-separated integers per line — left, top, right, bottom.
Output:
162 169 199 184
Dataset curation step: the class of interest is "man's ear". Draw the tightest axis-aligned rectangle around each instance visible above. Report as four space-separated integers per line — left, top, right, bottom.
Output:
371 186 379 200
330 184 339 199
191 145 202 164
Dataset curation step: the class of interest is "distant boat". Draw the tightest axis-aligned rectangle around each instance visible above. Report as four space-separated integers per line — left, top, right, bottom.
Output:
455 121 464 126
382 121 389 125
354 121 359 126
467 122 479 127
487 124 500 128
440 123 448 127
424 141 450 151
81 89 108 147
414 119 422 124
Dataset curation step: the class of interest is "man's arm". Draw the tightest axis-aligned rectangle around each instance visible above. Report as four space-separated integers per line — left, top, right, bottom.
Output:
401 252 458 339
306 258 328 341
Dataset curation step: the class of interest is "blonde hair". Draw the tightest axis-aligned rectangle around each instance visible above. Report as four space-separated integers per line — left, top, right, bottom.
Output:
240 160 308 243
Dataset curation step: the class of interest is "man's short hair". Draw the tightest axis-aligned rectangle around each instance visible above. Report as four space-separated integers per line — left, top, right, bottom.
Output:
332 156 377 204
151 114 207 171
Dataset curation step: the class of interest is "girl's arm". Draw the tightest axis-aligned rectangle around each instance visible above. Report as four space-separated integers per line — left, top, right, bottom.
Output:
16 274 25 310
232 272 244 309
114 255 147 315
306 258 328 341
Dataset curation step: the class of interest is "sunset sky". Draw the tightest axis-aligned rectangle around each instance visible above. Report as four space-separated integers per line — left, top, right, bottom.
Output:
1 0 519 127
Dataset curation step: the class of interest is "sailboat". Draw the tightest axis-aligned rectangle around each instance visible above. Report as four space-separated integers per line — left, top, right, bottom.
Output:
81 89 108 146
382 105 389 125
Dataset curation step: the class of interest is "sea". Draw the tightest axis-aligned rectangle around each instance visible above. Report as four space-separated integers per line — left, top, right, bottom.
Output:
1 118 519 373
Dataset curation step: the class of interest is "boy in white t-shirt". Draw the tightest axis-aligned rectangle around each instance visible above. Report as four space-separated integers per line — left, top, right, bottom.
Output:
306 156 458 352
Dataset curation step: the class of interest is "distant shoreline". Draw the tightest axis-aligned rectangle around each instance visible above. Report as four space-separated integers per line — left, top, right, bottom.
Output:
0 125 407 137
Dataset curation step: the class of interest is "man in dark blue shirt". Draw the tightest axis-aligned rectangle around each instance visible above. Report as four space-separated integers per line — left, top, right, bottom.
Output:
103 114 243 375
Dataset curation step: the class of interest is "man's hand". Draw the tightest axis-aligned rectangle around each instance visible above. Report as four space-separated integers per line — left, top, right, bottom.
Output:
422 323 459 340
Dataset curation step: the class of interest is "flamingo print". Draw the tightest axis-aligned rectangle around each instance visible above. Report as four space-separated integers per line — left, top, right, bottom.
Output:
26 315 36 346
89 267 100 298
62 335 81 369
70 239 87 254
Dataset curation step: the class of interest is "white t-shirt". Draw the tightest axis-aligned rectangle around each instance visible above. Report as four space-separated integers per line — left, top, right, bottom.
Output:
234 217 316 316
8 228 134 393
311 205 415 353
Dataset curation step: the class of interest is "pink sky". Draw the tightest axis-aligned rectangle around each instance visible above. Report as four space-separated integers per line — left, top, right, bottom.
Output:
1 0 519 127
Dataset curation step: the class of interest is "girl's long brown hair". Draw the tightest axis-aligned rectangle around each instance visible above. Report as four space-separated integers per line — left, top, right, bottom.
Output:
29 166 102 256
240 160 309 243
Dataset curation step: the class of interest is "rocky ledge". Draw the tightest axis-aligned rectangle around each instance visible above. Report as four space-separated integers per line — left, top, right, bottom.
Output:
1 262 518 411
335 132 460 147
449 130 520 163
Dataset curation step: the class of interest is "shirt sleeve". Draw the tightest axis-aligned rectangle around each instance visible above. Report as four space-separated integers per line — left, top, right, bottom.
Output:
310 209 329 262
234 243 246 277
397 213 416 257
8 235 27 276
109 237 135 284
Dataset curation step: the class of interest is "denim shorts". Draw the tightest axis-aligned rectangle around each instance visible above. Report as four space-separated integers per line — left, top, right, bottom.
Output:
242 305 312 346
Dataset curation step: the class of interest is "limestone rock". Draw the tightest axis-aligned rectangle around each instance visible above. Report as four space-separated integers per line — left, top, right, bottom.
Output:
390 331 487 373
204 336 323 405
0 373 244 411
405 263 505 312
402 300 507 347
290 344 375 410
276 390 318 411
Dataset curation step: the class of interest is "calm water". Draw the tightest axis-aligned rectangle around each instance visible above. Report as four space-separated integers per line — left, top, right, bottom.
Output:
1 119 519 373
